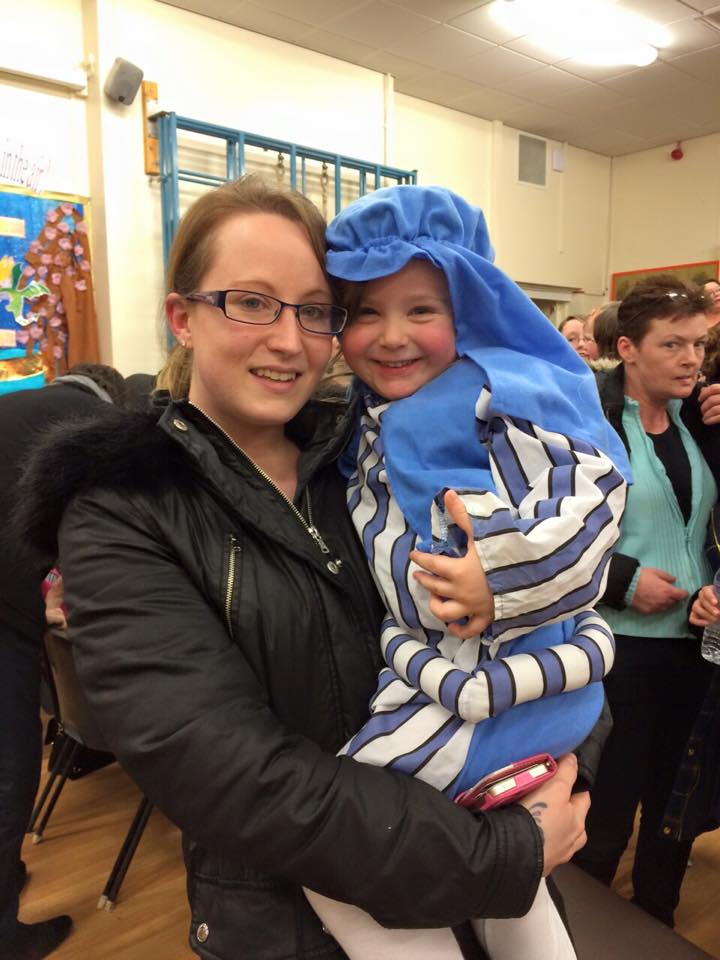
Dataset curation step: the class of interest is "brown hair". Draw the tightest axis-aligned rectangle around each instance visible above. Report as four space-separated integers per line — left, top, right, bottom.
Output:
67 362 128 407
703 322 720 382
592 302 620 359
162 175 330 398
617 275 706 345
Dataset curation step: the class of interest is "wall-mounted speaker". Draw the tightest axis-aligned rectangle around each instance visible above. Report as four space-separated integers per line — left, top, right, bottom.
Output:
103 58 144 106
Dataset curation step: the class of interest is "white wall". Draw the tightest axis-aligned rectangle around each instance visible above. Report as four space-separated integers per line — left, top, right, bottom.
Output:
610 132 720 282
491 127 611 295
394 94 493 211
85 0 388 374
0 0 88 197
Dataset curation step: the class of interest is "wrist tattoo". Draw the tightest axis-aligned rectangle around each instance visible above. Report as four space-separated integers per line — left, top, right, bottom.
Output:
527 801 547 842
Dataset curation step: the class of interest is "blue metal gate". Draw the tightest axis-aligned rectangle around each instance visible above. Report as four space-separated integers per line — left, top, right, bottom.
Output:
157 112 417 268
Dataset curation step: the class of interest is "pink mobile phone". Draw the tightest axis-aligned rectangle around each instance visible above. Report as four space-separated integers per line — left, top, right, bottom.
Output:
454 753 558 812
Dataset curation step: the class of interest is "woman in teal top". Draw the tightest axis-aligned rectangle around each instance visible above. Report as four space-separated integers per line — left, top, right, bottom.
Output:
573 275 717 927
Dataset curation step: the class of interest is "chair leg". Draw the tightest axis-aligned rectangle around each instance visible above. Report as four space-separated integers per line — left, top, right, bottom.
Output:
98 796 154 910
31 739 81 843
27 732 74 833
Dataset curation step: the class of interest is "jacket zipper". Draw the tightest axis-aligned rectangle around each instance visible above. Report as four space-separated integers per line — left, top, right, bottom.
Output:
187 403 343 571
225 534 240 636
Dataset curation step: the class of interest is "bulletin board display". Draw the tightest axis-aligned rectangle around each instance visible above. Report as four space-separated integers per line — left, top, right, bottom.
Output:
610 260 720 301
0 186 98 396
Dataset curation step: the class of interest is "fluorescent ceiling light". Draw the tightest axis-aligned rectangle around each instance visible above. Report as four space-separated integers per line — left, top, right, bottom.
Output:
490 0 672 67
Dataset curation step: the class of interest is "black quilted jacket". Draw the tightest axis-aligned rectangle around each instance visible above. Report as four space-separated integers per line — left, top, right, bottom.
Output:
19 395 543 960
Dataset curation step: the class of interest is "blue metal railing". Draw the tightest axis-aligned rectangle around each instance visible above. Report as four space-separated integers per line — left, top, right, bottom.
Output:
157 112 417 269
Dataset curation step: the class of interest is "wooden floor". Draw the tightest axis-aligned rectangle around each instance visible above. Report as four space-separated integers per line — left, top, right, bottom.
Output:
20 753 720 960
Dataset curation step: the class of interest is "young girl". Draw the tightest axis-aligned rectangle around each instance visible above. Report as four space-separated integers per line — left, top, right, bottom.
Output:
304 185 631 960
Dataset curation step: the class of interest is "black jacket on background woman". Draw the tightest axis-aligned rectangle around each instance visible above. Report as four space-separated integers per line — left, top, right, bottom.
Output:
20 395 544 960
596 363 720 608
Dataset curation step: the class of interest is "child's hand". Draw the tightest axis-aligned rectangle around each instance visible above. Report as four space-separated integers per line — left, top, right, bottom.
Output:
690 584 720 627
409 489 494 639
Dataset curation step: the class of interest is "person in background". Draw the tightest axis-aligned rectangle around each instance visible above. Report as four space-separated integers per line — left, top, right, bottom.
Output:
572 276 717 927
588 303 621 376
16 176 594 960
123 371 157 411
558 316 592 361
701 278 720 329
0 363 126 960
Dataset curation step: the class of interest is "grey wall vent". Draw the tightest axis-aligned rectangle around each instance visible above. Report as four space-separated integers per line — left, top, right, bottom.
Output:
518 134 547 187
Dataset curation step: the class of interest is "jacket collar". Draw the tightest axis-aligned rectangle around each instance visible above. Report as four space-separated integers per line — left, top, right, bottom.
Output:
153 392 355 496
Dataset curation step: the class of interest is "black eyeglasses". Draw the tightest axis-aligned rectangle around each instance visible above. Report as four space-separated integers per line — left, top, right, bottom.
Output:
185 289 347 336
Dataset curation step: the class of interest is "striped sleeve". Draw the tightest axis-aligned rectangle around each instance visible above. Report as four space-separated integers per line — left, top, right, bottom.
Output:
380 610 615 723
432 392 627 644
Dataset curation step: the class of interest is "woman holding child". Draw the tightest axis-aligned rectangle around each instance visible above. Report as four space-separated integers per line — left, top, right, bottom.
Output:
21 176 623 960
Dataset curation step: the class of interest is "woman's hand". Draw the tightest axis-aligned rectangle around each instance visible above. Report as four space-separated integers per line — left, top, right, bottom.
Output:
630 567 688 614
519 753 589 876
690 584 720 627
409 490 494 639
699 382 720 425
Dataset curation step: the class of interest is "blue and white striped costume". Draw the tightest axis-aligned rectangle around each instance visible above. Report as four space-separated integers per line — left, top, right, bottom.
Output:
343 386 625 795
327 185 632 799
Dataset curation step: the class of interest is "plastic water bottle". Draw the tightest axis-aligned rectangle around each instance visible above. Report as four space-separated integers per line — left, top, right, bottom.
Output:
701 570 720 665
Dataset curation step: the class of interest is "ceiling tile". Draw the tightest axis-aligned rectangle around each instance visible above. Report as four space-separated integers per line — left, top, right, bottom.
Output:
503 35 571 64
494 103 577 140
449 85 531 116
556 59 645 81
396 69 490 102
567 127 647 157
449 3 526 43
620 0 700 21
453 46 545 85
300 29 380 66
323 0 435 47
593 101 703 140
542 82 631 116
658 16 720 57
386 23 494 64
496 66 592 102
229 4 314 43
603 59 714 102
159 0 248 22
360 49 428 79
386 0 487 21
667 44 720 82
670 0 713 10
242 0 363 25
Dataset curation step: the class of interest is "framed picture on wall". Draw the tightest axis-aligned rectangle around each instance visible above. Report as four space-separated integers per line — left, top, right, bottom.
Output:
0 185 98 396
610 260 720 301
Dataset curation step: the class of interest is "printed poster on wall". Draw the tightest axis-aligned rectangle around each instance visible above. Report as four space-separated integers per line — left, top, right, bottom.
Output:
0 187 99 396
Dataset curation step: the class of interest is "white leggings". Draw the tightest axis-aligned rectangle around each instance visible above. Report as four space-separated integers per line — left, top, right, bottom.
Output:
304 878 576 960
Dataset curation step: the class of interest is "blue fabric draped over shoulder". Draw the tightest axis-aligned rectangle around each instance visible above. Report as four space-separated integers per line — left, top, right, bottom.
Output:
327 184 631 544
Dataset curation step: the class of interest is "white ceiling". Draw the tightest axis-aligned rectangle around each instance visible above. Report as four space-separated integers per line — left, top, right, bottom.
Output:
161 0 720 156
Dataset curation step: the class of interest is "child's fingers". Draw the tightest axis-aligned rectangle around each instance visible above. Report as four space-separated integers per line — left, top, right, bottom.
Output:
444 489 475 540
413 569 455 598
409 550 456 578
428 596 468 623
447 613 491 639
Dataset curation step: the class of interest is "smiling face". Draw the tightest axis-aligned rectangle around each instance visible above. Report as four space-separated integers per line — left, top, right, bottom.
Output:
618 312 707 406
340 259 457 400
167 211 333 447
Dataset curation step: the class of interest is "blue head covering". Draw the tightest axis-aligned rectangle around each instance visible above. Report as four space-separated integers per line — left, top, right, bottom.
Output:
327 185 630 543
